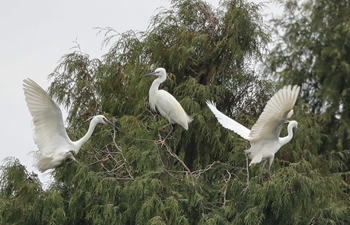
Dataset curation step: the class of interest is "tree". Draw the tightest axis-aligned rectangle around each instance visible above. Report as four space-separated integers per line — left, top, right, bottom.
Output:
1 0 350 224
267 0 350 153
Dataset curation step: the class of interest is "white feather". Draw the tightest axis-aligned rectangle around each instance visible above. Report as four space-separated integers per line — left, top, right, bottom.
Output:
23 78 74 157
146 68 193 130
207 85 300 173
206 101 250 139
248 85 300 143
23 78 115 172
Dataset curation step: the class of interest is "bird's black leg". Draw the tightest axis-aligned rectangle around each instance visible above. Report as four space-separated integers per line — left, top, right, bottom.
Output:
157 123 175 146
267 157 274 180
258 160 268 184
260 160 267 177
245 152 250 185
163 123 174 141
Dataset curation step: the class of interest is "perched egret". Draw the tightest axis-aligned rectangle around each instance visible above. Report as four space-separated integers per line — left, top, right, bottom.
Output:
207 85 300 177
23 78 117 173
144 68 193 142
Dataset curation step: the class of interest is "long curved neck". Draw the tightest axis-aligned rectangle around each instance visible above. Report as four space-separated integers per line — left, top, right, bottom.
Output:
74 119 98 153
279 122 295 147
150 76 165 93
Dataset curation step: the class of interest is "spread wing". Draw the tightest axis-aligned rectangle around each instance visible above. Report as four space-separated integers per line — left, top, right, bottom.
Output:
248 85 300 143
206 101 250 140
23 78 73 156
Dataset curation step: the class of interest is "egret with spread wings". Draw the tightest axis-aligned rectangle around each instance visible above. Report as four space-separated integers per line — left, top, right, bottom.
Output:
207 85 300 177
23 78 117 172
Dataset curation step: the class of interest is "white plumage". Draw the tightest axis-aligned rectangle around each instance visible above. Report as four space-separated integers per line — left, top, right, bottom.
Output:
207 85 300 175
145 68 193 140
23 78 116 172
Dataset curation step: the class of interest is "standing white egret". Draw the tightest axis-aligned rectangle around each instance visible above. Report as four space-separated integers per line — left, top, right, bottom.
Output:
144 68 193 142
23 78 117 173
207 85 300 177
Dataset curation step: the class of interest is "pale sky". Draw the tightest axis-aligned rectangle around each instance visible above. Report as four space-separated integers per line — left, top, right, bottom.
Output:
0 0 280 185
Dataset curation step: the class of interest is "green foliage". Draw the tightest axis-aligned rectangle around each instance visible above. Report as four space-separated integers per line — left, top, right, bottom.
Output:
0 158 67 225
1 0 350 224
267 0 350 153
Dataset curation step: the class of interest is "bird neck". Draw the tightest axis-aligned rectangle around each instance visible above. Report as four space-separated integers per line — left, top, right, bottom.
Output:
150 76 165 94
74 119 98 153
151 77 166 89
279 122 295 147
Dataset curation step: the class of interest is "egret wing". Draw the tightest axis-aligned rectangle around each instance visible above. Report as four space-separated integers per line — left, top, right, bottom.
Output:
249 85 300 142
23 78 73 156
156 90 192 129
206 101 250 140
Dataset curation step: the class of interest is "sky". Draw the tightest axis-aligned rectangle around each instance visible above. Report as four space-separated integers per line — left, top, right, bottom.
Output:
0 0 280 185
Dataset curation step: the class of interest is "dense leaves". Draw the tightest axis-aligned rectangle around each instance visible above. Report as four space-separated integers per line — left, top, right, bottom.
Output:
267 0 350 153
1 0 350 224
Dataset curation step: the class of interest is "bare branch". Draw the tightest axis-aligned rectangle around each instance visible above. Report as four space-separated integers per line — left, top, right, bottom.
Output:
157 135 192 175
192 161 220 178
221 170 231 207
111 130 134 180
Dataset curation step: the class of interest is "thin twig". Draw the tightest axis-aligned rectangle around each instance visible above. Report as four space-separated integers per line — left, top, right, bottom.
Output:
159 138 192 175
111 130 134 180
222 170 231 207
193 161 220 178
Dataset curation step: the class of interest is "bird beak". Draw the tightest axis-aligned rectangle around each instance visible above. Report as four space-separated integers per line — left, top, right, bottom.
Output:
144 71 157 77
296 126 301 133
103 118 119 130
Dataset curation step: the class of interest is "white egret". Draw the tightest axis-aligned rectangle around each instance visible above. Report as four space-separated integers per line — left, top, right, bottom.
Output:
23 78 117 173
144 68 193 142
207 85 300 177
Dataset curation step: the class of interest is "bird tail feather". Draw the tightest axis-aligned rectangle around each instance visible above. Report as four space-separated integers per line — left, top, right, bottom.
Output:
249 154 263 166
33 152 53 173
187 115 194 123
